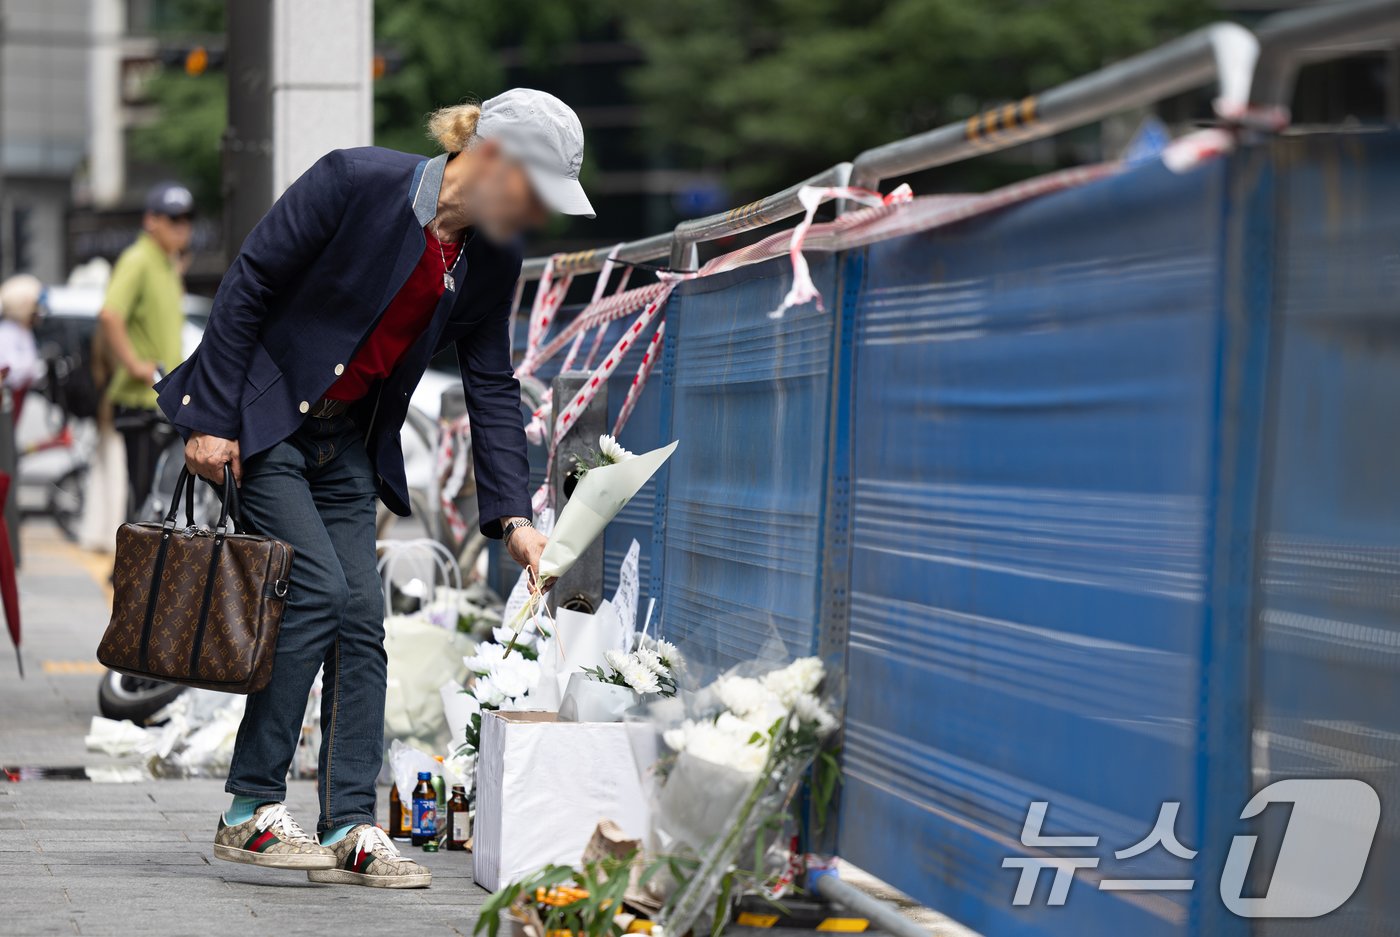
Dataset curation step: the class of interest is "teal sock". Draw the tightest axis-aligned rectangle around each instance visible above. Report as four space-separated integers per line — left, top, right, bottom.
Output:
224 795 264 825
320 823 355 846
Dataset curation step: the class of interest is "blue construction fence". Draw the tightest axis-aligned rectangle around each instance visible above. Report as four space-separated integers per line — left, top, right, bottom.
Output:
513 130 1399 937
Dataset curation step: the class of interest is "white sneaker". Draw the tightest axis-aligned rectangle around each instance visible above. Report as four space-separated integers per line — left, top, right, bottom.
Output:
307 824 432 889
212 803 337 870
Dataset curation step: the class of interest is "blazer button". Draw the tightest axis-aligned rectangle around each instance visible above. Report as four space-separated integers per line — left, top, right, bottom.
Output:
334 363 345 376
181 394 191 405
299 401 310 414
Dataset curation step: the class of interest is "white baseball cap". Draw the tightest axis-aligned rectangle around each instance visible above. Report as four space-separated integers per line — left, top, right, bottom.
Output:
478 89 595 219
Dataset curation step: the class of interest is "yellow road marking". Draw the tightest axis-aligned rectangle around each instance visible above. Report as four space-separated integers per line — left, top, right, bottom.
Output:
41 660 107 674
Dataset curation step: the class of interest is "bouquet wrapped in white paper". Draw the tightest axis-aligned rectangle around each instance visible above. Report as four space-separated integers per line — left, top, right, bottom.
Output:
504 435 678 653
627 654 841 936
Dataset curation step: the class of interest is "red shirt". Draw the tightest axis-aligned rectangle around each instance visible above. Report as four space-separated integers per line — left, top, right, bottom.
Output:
324 228 461 401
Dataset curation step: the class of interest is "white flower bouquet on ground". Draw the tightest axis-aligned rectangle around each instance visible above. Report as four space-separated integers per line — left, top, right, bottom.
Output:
628 654 842 936
503 436 679 655
455 639 546 760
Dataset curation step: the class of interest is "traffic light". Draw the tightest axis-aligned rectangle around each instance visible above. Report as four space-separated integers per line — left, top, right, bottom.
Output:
185 46 209 77
156 45 225 74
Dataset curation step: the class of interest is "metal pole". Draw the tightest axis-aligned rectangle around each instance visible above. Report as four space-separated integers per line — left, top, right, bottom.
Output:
813 874 931 937
849 22 1257 191
222 0 274 260
520 231 674 283
1251 0 1400 109
668 163 852 267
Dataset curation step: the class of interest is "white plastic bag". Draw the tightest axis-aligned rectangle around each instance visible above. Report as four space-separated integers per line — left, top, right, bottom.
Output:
384 614 471 752
388 739 440 804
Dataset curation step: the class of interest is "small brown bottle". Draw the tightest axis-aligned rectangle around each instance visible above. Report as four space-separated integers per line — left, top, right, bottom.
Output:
388 784 411 841
446 785 470 851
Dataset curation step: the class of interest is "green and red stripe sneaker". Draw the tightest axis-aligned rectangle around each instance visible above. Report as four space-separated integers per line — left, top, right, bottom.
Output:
308 824 431 888
213 803 337 870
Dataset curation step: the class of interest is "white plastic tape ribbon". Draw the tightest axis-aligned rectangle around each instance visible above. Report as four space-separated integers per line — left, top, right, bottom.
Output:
771 183 912 319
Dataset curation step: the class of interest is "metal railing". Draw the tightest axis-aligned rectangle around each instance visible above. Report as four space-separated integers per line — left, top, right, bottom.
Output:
850 22 1256 190
516 0 1400 288
519 231 673 282
668 163 852 268
1252 0 1400 109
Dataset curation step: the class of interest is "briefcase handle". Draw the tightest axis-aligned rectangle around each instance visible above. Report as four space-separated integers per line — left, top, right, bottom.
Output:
163 464 242 534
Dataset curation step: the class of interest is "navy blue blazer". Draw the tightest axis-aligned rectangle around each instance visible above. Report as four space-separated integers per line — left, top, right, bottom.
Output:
156 147 530 536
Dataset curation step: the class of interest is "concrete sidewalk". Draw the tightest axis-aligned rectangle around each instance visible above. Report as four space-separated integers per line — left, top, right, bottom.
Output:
1 524 485 937
0 780 482 937
1 524 966 937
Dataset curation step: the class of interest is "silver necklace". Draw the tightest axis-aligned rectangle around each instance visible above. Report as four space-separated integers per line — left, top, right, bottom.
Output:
432 220 458 292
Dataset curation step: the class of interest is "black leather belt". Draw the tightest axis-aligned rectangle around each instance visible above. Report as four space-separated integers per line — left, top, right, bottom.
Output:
308 397 351 418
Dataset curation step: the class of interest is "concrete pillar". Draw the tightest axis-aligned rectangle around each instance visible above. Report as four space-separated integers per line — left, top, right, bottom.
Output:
224 0 371 254
270 0 373 195
88 0 125 208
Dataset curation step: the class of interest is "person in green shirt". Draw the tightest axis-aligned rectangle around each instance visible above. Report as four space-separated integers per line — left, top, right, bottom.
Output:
98 182 192 517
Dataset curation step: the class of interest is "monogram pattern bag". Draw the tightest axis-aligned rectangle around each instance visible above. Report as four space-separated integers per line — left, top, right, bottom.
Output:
98 466 293 694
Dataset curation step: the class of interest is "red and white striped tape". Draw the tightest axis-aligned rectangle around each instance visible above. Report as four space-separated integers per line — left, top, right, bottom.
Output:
771 183 912 318
530 280 683 514
585 267 631 369
529 281 667 372
611 318 665 438
551 282 677 444
560 245 624 373
435 412 473 542
519 259 573 379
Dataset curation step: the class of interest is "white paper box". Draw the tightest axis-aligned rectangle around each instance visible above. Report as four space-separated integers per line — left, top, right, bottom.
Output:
474 710 651 891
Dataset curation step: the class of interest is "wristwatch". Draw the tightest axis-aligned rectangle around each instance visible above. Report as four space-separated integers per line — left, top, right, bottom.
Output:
501 517 534 546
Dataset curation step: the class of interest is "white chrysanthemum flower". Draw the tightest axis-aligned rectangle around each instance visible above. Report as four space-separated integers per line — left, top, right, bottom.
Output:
598 434 635 463
715 713 773 773
633 646 668 677
792 691 838 735
654 637 680 661
662 724 691 753
751 698 792 735
763 657 825 706
464 642 507 675
490 656 542 701
663 715 770 774
620 657 661 694
604 648 630 672
472 675 506 708
493 624 536 648
716 675 778 719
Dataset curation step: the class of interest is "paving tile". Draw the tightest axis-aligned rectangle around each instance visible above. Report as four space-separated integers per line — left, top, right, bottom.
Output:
0 526 493 934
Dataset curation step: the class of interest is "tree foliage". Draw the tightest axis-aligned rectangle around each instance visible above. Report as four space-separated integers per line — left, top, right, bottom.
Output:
129 72 227 211
130 0 1218 210
614 0 1217 191
373 2 618 152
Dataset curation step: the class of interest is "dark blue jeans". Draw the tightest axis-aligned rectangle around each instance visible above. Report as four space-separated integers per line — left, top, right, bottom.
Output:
225 414 385 832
